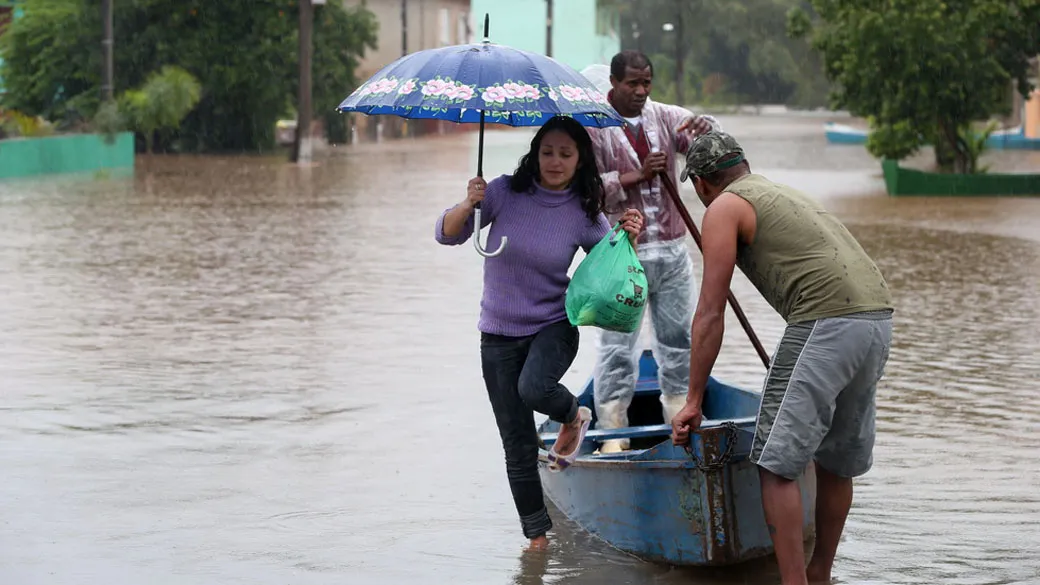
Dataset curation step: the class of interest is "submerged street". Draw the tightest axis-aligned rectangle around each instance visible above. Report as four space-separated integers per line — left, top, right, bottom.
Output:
0 113 1038 585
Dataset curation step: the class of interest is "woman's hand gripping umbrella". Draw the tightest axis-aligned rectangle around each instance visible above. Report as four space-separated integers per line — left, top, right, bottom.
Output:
336 13 626 257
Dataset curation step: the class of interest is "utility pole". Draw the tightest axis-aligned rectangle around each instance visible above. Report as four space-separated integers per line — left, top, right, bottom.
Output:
292 0 315 163
400 0 408 138
545 0 553 57
674 1 684 106
101 0 113 102
401 0 408 56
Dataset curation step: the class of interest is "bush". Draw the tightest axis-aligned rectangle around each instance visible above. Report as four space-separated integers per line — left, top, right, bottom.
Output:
0 108 55 138
118 65 202 152
92 101 126 144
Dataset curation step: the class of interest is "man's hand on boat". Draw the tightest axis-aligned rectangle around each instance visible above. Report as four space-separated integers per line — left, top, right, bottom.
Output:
670 401 703 446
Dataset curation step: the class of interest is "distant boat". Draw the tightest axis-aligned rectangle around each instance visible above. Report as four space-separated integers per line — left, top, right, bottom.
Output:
824 121 870 144
824 121 1040 150
537 349 816 567
983 125 1040 150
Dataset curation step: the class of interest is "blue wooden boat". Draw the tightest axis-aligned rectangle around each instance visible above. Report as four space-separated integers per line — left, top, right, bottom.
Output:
537 349 816 566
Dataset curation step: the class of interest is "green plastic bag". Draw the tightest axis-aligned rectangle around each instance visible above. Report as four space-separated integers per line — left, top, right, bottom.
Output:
565 224 648 333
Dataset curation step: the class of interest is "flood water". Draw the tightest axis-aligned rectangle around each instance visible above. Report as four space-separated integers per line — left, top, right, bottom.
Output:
1 114 1038 585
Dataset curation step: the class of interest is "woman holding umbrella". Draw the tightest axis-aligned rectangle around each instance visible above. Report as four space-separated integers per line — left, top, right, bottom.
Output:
436 115 644 550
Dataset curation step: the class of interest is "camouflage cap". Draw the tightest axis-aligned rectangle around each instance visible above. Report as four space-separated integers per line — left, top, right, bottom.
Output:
679 131 746 182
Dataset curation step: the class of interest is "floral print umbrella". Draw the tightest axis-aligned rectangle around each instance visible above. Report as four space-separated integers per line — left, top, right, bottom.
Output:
336 21 623 128
336 15 624 258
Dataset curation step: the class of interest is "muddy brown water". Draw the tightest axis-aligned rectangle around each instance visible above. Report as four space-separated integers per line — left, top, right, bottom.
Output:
1 114 1037 585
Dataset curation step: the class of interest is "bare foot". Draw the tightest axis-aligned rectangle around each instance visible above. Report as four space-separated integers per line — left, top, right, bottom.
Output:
527 535 549 551
553 416 582 457
597 439 627 454
806 561 831 584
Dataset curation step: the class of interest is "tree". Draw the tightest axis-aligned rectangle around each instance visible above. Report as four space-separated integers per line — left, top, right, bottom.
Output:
0 0 376 152
613 0 831 108
789 0 1040 173
119 66 202 153
311 1 378 145
0 0 99 128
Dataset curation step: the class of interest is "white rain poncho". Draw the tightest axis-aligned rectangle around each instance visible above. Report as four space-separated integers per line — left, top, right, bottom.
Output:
581 64 720 449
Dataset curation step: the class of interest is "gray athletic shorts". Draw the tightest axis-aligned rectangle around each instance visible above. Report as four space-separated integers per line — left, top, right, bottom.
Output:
750 310 893 480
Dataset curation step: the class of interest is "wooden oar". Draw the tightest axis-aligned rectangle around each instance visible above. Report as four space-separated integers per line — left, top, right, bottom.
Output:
657 170 771 370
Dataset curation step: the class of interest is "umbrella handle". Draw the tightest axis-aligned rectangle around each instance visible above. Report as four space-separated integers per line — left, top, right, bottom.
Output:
472 95 506 257
472 207 507 258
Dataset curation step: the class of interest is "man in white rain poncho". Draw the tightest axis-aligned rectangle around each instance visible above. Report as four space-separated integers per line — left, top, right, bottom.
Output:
582 52 720 452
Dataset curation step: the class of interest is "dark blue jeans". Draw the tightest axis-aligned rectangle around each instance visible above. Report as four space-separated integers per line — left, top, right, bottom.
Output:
480 319 581 539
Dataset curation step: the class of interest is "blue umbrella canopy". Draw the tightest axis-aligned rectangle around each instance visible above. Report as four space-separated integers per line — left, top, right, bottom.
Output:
336 24 623 128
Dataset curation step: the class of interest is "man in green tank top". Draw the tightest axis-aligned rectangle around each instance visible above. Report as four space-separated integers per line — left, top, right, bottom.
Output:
669 131 894 585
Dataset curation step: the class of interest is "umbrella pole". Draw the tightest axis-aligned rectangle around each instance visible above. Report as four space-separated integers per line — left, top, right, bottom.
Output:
477 111 485 177
470 12 506 258
472 109 507 258
658 171 772 370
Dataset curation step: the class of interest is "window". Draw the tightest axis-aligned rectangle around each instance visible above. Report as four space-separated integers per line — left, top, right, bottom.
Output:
595 0 619 37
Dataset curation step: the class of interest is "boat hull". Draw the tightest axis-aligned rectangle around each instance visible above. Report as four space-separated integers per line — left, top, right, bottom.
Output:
536 350 816 566
538 445 816 566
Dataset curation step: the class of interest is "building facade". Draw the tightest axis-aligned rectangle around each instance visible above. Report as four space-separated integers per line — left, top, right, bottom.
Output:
343 0 472 80
340 0 473 140
469 0 620 73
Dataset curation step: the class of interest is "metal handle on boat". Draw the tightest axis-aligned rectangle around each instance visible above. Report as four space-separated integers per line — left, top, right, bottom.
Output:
684 422 739 473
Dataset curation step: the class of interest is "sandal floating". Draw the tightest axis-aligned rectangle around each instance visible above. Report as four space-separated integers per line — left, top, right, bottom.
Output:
547 406 591 473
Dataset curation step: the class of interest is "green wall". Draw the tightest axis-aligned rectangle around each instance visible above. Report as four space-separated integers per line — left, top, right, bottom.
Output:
0 132 135 180
470 0 620 73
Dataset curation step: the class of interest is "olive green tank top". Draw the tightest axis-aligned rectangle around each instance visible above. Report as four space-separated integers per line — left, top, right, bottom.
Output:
725 174 893 324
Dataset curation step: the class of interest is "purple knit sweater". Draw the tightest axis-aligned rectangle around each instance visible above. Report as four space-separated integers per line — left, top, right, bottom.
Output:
435 174 611 337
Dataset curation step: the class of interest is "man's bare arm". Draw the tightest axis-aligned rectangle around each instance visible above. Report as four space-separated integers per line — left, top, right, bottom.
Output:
686 194 746 406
